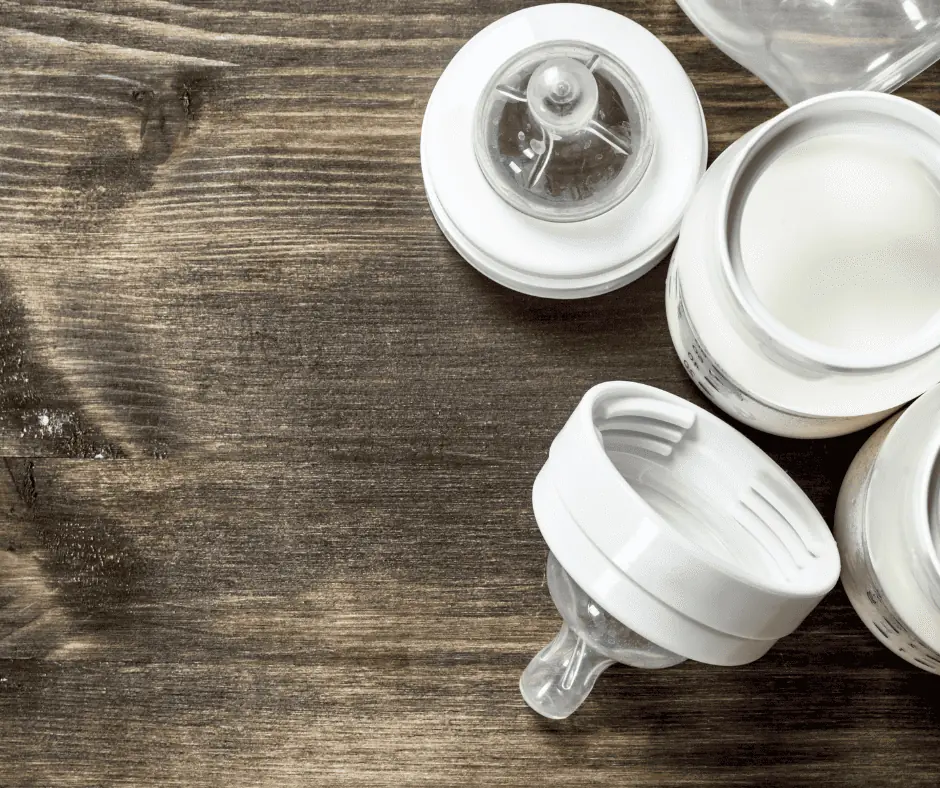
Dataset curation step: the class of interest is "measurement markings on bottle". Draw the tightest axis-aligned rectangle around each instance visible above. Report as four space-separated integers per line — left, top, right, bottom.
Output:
668 269 751 416
865 584 940 674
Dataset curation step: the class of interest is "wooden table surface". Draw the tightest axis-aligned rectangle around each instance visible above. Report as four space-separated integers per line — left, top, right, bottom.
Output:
1 2 939 785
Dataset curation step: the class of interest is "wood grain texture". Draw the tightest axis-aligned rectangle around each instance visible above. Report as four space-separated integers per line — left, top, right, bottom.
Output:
1 2 939 786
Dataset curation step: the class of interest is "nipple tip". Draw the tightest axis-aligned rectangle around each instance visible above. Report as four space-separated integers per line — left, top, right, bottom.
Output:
527 56 599 136
519 672 577 720
519 623 614 720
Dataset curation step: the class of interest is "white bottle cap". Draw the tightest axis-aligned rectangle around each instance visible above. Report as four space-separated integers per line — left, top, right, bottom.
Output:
533 382 841 665
421 3 707 298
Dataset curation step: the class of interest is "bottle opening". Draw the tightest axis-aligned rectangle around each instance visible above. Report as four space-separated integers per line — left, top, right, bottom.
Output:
725 97 940 371
473 41 653 223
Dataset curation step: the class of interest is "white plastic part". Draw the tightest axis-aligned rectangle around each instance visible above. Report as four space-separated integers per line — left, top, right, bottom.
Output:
667 92 940 438
521 382 840 719
835 384 940 674
677 0 940 106
421 3 707 298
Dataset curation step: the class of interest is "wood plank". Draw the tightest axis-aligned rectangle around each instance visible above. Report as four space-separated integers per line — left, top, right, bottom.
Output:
4 458 940 786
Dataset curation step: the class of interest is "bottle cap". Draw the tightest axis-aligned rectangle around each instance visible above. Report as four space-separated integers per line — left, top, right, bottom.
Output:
474 41 653 223
421 4 707 298
521 382 841 718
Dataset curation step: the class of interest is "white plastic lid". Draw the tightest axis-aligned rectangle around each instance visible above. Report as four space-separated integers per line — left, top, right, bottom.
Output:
533 382 841 665
421 3 707 298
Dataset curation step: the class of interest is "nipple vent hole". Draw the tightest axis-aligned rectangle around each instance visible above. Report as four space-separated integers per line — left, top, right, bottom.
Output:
527 56 599 136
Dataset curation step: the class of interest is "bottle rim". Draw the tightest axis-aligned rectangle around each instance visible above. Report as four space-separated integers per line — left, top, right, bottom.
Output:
717 91 940 374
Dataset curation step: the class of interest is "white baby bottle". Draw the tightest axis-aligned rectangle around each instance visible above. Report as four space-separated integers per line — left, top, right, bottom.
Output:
421 3 707 298
667 91 940 438
521 382 841 718
835 383 940 674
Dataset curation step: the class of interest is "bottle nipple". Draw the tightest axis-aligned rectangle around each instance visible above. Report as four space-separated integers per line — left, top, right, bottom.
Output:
520 623 615 720
473 42 654 223
520 552 685 719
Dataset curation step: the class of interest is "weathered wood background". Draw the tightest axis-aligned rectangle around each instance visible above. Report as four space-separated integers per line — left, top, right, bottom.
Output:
1 2 939 785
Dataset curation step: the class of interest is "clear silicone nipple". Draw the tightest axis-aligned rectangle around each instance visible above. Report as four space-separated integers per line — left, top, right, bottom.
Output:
474 41 654 223
520 552 684 720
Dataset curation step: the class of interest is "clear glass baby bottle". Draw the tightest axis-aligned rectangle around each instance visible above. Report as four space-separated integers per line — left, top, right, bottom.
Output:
667 91 940 438
522 382 841 718
835 384 940 674
676 0 940 105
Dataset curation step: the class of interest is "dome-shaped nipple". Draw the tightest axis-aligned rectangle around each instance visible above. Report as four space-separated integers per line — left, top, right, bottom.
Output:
474 42 654 223
526 57 599 136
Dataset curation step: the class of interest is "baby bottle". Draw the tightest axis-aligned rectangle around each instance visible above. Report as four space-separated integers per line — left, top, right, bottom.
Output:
667 91 940 438
835 383 940 674
676 0 940 105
